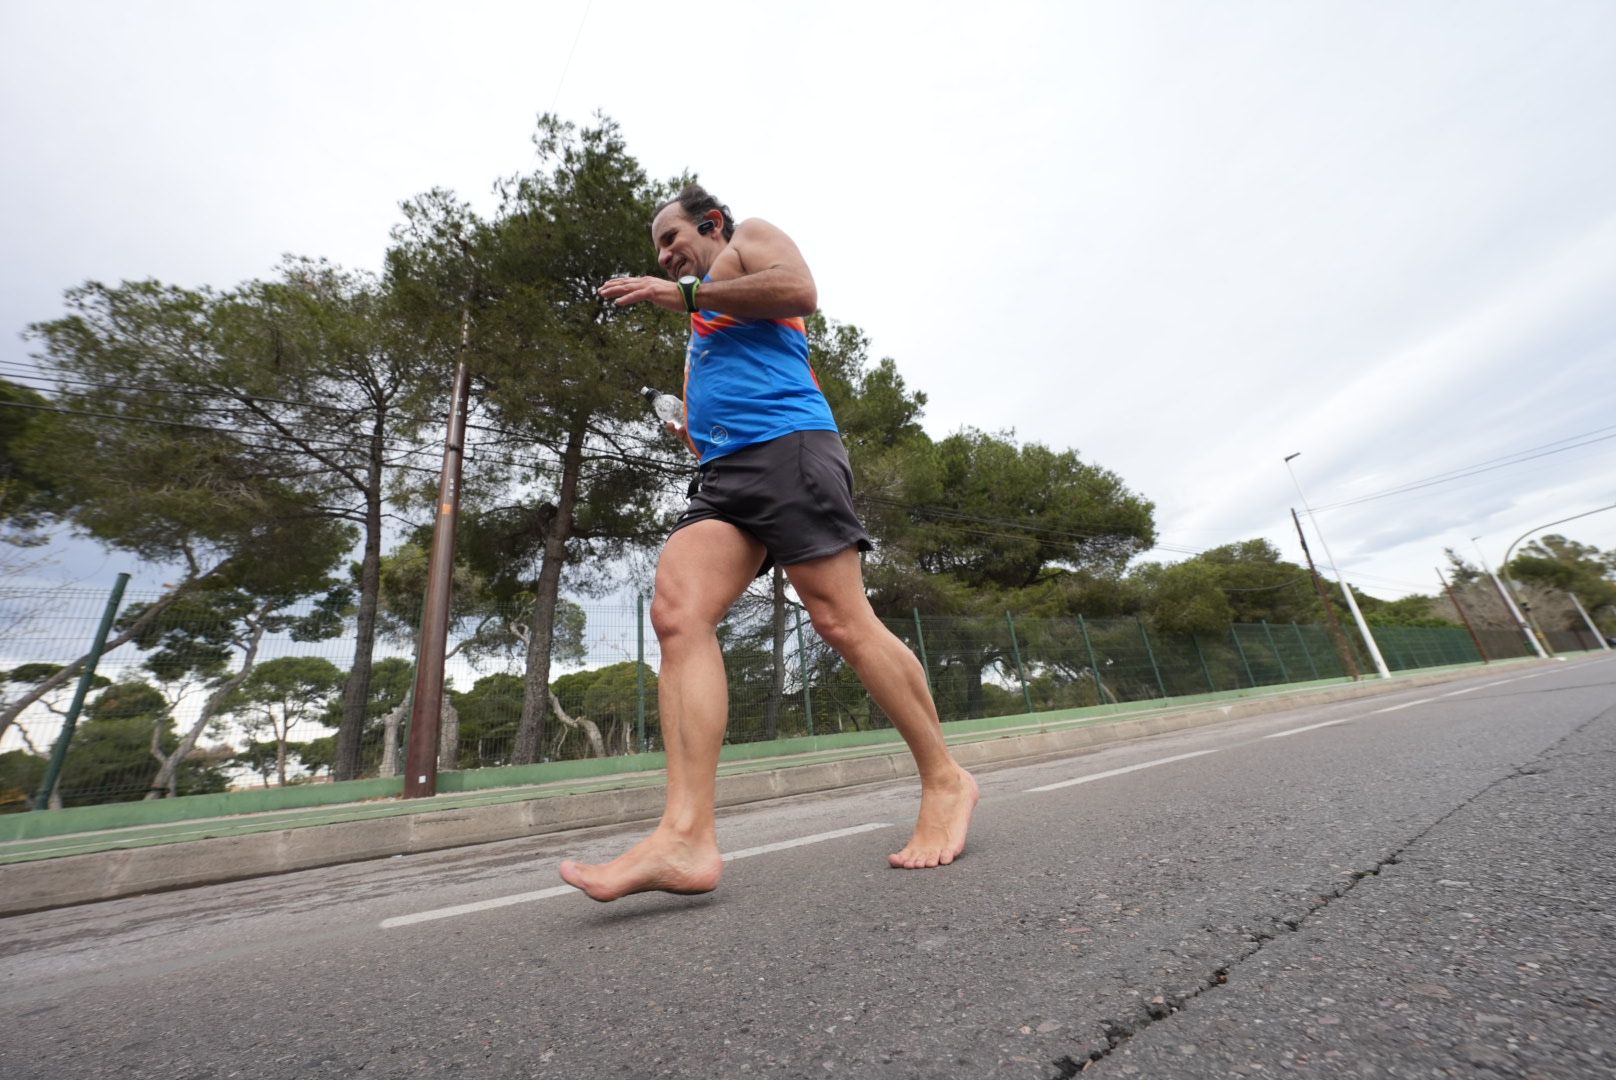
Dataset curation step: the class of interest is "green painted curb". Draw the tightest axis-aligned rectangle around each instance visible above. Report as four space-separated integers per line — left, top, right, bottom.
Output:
2 658 1543 845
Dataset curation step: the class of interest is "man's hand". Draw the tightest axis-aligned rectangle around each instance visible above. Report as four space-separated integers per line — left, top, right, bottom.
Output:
598 276 684 312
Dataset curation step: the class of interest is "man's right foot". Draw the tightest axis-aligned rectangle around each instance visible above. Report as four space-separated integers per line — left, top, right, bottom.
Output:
558 830 723 903
890 766 979 869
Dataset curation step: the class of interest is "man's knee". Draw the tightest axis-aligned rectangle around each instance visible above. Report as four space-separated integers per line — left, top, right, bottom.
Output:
806 603 875 656
650 592 713 644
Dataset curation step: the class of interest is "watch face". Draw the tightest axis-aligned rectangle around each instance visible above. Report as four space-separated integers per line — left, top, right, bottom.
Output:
679 275 699 287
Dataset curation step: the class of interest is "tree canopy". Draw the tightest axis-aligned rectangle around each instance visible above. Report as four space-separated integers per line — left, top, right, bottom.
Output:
14 110 1595 802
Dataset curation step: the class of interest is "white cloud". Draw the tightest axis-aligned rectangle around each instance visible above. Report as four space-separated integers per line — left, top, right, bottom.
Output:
3 0 1614 599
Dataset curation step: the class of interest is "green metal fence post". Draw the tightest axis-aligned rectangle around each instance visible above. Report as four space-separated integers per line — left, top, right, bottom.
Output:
34 572 129 811
794 607 814 737
1192 634 1216 693
1137 616 1167 698
1078 614 1106 705
1291 621 1320 680
1261 619 1291 682
636 593 647 752
913 608 933 695
1006 611 1033 713
1231 625 1257 687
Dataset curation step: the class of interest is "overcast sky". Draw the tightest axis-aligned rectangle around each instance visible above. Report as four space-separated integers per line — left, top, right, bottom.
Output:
4 0 1614 602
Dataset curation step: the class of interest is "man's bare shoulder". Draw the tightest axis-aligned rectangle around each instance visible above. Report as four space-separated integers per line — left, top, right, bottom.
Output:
732 217 791 243
730 217 809 273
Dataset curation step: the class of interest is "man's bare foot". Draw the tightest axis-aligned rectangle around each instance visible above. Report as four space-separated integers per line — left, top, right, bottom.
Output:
890 766 979 869
558 829 723 902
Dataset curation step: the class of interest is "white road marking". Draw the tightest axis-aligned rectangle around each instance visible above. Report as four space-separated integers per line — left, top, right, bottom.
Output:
1441 667 1564 698
1269 664 1584 733
380 822 893 929
719 821 892 861
1025 749 1221 793
1265 717 1357 739
381 886 575 928
1372 697 1437 714
1441 683 1492 696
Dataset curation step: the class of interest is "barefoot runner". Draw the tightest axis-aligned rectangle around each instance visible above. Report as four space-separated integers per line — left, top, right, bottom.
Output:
558 184 977 902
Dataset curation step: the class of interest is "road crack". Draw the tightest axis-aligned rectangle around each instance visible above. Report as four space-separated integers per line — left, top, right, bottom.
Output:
1047 704 1612 1078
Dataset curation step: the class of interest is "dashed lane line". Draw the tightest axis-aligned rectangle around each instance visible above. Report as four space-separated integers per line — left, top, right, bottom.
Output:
1253 663 1587 740
1024 749 1222 793
1264 717 1358 739
716 822 894 861
1372 697 1438 714
379 822 894 929
380 885 576 928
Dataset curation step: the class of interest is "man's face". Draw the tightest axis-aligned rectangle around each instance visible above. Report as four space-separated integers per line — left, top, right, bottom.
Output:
652 206 718 279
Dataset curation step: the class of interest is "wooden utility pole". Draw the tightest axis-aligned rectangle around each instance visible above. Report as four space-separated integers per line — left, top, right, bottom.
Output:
1292 508 1360 680
403 306 473 799
1436 567 1489 663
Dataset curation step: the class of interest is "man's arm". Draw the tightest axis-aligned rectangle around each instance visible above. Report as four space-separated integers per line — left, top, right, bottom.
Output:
598 219 817 318
695 219 817 318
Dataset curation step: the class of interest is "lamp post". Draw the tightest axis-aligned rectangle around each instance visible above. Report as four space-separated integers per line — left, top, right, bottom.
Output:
1284 453 1391 679
1471 537 1547 660
1497 501 1616 656
1567 591 1612 651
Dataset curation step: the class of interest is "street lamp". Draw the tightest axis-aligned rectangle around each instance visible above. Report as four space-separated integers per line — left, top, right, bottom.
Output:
1471 537 1547 660
1497 501 1616 654
1284 453 1391 679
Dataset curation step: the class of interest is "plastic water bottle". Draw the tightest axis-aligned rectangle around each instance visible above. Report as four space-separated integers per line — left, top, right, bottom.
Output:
640 386 683 430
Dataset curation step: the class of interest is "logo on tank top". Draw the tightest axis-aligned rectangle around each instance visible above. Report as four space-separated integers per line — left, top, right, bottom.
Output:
709 424 730 445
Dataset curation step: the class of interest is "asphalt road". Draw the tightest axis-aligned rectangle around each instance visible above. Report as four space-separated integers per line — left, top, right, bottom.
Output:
2 656 1612 1080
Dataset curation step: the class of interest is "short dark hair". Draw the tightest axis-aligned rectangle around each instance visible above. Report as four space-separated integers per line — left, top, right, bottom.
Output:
655 183 735 240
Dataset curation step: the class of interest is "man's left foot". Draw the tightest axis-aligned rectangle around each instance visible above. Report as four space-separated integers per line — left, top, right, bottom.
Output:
558 829 723 902
890 766 979 868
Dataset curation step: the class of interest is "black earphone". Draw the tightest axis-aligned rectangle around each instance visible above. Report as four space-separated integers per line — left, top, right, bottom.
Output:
697 219 717 235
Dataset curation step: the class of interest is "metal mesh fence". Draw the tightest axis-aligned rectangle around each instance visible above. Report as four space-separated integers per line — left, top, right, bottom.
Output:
1545 627 1606 653
1 584 1599 811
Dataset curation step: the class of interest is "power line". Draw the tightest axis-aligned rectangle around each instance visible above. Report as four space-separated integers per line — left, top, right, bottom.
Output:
1 382 1428 598
1218 576 1309 593
862 494 1154 548
1311 424 1616 513
548 0 593 113
0 360 390 419
2 364 693 480
0 398 444 462
0 396 689 500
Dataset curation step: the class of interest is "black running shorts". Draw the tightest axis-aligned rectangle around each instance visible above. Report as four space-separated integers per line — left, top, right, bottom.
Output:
671 429 875 577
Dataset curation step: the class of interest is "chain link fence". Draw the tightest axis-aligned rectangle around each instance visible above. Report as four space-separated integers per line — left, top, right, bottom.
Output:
1 584 1593 811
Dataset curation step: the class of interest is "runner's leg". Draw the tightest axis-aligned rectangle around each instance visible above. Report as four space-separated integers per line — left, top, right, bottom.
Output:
784 547 978 868
559 519 765 901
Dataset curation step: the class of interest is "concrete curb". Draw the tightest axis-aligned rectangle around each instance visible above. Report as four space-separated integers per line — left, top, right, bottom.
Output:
0 660 1567 915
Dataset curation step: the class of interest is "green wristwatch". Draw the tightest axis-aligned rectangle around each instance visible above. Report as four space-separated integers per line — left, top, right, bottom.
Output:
677 275 701 313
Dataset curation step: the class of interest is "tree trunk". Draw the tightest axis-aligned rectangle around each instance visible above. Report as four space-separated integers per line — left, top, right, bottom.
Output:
334 422 387 781
145 617 268 798
438 697 460 771
764 567 786 739
377 699 408 778
275 727 289 787
513 417 586 764
547 689 605 758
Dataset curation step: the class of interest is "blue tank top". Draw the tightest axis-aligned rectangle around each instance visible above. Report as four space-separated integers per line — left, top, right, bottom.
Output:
682 280 837 462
